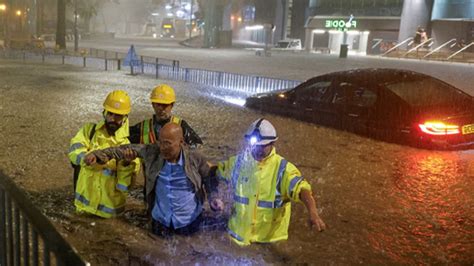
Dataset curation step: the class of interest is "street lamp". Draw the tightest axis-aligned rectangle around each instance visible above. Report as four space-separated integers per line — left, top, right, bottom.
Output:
16 10 21 33
0 4 5 45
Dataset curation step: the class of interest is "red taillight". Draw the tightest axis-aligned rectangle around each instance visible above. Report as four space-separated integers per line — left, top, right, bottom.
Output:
418 121 460 135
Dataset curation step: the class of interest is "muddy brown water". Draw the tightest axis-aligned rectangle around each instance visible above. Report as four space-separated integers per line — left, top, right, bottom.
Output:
0 60 472 265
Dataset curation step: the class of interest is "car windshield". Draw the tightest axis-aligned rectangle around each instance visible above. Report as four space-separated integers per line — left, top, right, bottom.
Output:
384 78 471 107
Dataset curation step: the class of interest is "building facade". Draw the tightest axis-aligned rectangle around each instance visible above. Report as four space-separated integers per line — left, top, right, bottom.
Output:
239 0 472 55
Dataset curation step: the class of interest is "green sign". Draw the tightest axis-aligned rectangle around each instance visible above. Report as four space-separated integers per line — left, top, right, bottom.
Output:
325 19 357 30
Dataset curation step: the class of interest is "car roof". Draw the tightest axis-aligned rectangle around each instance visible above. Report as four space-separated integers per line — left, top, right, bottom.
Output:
303 68 471 108
312 68 433 86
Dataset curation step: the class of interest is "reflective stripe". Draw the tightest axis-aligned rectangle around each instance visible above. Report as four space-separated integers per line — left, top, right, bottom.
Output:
276 159 287 193
274 159 287 206
102 168 116 177
231 154 243 190
257 200 274 208
142 119 151 144
98 204 125 215
171 116 181 125
288 176 303 198
234 194 249 205
116 183 128 192
227 228 244 242
69 142 84 153
75 193 124 215
75 193 90 205
257 199 284 209
75 152 85 165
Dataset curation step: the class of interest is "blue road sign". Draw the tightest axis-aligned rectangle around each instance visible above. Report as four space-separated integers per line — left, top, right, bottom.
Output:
123 45 141 67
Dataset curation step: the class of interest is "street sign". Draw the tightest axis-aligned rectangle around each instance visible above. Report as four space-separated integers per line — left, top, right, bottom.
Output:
325 15 357 31
123 45 141 67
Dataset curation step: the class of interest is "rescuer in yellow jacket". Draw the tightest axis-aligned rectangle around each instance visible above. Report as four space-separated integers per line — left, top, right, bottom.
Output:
212 118 326 245
68 90 140 218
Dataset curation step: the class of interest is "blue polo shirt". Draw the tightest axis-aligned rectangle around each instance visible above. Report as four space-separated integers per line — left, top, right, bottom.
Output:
151 152 202 229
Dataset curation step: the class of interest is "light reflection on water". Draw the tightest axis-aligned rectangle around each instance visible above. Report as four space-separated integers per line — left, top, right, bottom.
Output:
368 150 474 264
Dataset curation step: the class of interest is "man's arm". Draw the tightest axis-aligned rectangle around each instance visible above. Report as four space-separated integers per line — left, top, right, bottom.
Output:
195 152 219 194
68 123 95 166
300 189 326 232
84 144 148 165
192 151 224 211
282 162 326 232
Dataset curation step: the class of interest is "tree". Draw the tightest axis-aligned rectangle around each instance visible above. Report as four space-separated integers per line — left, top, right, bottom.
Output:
56 0 66 49
67 0 119 33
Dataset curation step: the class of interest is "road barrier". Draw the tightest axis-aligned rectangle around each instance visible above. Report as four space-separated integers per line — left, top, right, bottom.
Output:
0 171 86 266
0 48 302 94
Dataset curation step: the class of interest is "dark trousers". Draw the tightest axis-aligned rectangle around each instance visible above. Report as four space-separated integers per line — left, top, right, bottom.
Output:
151 214 203 238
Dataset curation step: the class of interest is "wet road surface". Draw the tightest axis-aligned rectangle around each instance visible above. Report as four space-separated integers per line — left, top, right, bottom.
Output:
0 60 472 264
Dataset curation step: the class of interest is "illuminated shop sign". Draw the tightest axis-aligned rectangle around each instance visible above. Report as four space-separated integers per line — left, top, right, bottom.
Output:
325 19 357 31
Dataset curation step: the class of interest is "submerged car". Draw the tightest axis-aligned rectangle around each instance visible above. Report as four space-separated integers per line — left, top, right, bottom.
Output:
272 38 302 51
245 68 474 149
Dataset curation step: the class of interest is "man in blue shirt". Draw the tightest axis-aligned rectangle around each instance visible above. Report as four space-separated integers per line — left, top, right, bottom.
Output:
85 123 221 237
149 123 204 235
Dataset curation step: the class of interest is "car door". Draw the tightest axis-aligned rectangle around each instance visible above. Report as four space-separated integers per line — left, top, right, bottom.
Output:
293 79 334 124
333 82 378 135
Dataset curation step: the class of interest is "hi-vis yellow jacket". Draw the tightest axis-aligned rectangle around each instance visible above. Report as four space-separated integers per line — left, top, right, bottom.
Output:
217 148 312 246
68 120 139 218
140 115 181 144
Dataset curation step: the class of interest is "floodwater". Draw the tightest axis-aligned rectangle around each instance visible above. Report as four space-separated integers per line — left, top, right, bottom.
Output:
0 60 472 264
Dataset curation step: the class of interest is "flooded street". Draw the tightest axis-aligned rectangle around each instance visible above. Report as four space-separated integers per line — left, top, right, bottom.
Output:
0 60 473 264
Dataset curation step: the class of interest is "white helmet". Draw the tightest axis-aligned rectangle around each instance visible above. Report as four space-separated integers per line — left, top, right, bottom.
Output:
244 118 278 145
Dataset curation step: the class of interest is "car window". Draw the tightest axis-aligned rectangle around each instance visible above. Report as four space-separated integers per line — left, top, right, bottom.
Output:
331 82 351 104
296 81 332 103
385 78 471 107
351 87 377 107
331 82 377 107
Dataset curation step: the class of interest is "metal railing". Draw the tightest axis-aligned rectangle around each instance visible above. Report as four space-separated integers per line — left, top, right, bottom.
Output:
371 39 383 51
423 38 457 58
447 41 474 60
402 38 434 57
0 49 301 95
0 171 86 266
140 64 301 94
381 37 413 56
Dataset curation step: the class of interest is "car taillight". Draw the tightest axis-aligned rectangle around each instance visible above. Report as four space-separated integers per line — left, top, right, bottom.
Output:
418 121 460 135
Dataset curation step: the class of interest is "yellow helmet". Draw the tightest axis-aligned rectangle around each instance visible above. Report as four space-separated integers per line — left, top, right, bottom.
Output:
150 84 176 104
103 90 131 115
